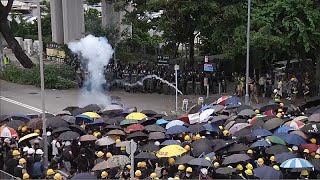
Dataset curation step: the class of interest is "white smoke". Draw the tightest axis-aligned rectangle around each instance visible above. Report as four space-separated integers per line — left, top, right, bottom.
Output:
68 35 114 108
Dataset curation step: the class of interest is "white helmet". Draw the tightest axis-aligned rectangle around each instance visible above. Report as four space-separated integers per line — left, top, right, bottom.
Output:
27 148 35 155
35 149 44 155
273 89 278 93
23 146 30 152
154 141 160 146
201 168 208 175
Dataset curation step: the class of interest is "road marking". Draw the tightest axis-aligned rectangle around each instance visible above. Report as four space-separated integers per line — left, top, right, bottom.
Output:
0 96 54 114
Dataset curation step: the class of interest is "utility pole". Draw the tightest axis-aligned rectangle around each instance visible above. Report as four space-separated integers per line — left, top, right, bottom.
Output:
245 0 252 105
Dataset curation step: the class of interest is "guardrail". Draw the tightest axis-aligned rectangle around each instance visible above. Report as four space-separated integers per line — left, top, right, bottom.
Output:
0 170 19 180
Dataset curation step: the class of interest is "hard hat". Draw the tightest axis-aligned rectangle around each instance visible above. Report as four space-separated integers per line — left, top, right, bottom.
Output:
293 145 299 151
257 158 264 165
213 156 217 161
247 149 253 154
106 152 112 158
310 138 317 144
270 156 275 162
34 129 40 134
97 151 104 158
174 176 180 180
223 130 229 136
273 165 280 170
141 161 147 168
279 103 284 107
246 163 253 170
186 167 192 173
47 169 55 176
184 145 190 151
214 162 220 168
303 149 310 154
227 165 233 168
201 136 206 138
65 141 71 146
23 146 29 152
178 165 185 171
195 134 201 139
245 169 253 176
276 113 282 118
101 171 108 179
315 154 320 159
116 139 121 143
21 126 28 132
154 141 160 146
273 89 278 93
19 158 26 165
135 170 142 177
300 170 309 176
236 164 243 171
205 157 211 161
150 172 157 178
184 135 190 141
168 157 175 165
27 148 35 155
201 168 208 175
255 109 260 114
36 149 44 155
54 173 62 180
23 173 30 179
137 162 142 168
12 150 20 156
120 146 126 151
218 126 223 130
278 109 283 112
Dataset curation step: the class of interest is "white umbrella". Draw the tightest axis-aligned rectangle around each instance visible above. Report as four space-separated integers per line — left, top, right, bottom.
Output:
200 109 214 123
166 120 185 129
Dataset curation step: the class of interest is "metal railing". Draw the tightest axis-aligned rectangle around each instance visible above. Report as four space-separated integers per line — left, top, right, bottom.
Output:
0 170 19 180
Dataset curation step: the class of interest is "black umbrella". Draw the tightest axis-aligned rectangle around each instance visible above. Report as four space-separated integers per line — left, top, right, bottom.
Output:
263 118 283 130
72 108 87 116
189 124 206 133
162 115 177 121
188 105 202 114
135 152 158 160
27 118 42 129
301 123 320 134
84 104 101 112
310 159 320 171
46 116 69 129
175 155 194 165
140 110 157 117
227 143 249 153
69 125 86 136
101 109 123 116
152 114 166 119
216 167 236 175
62 115 76 124
39 113 55 119
58 131 80 141
222 154 251 165
145 125 166 133
127 131 147 139
238 109 255 117
266 145 290 155
188 158 212 167
300 96 320 110
107 116 124 125
5 120 25 130
105 125 123 130
275 152 298 163
212 139 235 152
140 143 160 152
63 106 79 113
253 166 282 179
210 115 229 124
148 132 165 140
260 103 280 112
140 118 157 126
191 138 213 157
52 127 71 134
236 105 253 114
71 173 97 180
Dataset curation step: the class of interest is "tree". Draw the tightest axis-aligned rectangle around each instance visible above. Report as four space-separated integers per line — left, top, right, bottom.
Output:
0 0 34 68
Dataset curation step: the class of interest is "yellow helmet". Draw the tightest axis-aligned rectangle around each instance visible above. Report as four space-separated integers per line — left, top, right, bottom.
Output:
23 173 30 179
34 129 40 134
21 126 28 132
257 158 264 165
301 170 309 176
255 109 260 114
315 154 320 159
137 162 142 168
116 139 121 143
97 151 104 158
186 167 192 173
270 156 275 162
184 145 190 151
150 172 157 178
223 130 229 136
184 135 190 141
279 103 284 107
278 109 283 113
47 169 55 176
12 150 21 156
219 126 223 130
246 163 253 170
247 149 253 154
214 162 220 168
195 134 201 139
245 169 253 176
101 171 108 179
135 170 142 177
205 157 211 161
303 149 310 154
106 152 112 158
174 176 180 180
121 146 126 151
236 164 243 171
19 158 26 165
273 165 280 170
276 113 282 118
168 158 175 165
54 173 62 180
126 164 131 169
310 138 317 144
140 161 147 168
178 165 185 171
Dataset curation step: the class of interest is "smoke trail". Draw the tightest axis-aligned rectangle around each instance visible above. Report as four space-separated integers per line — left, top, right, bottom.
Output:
68 35 114 108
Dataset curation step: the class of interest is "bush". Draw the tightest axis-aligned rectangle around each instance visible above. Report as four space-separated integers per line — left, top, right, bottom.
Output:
0 64 76 89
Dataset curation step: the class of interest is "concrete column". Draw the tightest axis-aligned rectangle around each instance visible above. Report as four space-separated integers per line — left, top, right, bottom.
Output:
50 0 64 44
62 0 85 44
101 0 115 30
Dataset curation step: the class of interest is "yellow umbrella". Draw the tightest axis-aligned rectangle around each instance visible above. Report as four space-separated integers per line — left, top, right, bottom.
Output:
82 112 101 119
18 133 39 143
156 145 187 158
125 112 147 120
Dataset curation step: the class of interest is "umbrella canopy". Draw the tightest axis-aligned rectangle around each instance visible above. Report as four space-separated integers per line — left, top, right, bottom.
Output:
266 136 286 145
200 109 214 122
166 120 185 129
251 128 272 137
4 120 25 130
62 115 76 124
18 133 39 143
222 154 251 165
140 110 157 117
83 104 101 112
175 155 194 165
275 152 298 163
188 158 212 167
58 131 80 141
63 106 79 113
216 167 236 175
106 155 130 167
127 131 147 139
225 96 241 105
135 152 158 160
52 127 70 135
213 140 235 152
82 112 101 119
126 124 145 132
140 143 160 152
284 121 305 130
139 117 157 126
203 123 220 132
216 95 231 105
311 159 320 171
156 145 187 157
266 145 290 155
189 124 206 133
280 134 306 145
145 125 166 133
95 136 115 146
120 119 138 126
236 105 253 113
210 115 229 123
125 112 147 120
92 160 118 171
71 173 97 180
280 158 314 169
121 107 137 115
90 118 107 126
227 143 249 153
224 121 235 131
27 118 42 129
308 113 320 123
274 126 295 134
75 114 93 124
80 135 98 142
211 105 225 113
250 139 271 148
301 123 320 134
188 105 202 114
263 118 283 130
0 126 18 138
161 140 181 146
148 132 165 140
300 143 319 152
238 109 255 117
290 130 308 139
69 125 86 136
229 123 251 135
156 119 169 125
2 114 31 122
293 116 309 122
260 103 280 112
191 138 213 157
166 125 190 135
105 125 123 130
204 97 216 105
253 166 282 179
107 129 126 136
47 116 69 129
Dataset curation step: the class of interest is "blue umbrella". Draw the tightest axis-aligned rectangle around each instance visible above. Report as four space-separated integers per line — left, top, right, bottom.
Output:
275 152 298 163
225 97 241 105
280 134 306 145
203 123 220 132
90 118 106 125
204 152 216 160
3 114 31 122
75 114 93 124
280 158 314 169
251 128 272 137
201 104 213 111
250 139 271 148
166 125 190 135
225 103 241 110
156 119 169 125
274 126 294 134
253 166 282 179
161 140 181 146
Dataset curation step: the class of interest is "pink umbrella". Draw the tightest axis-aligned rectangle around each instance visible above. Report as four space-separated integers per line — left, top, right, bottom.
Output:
0 126 18 138
216 96 231 105
229 123 251 135
284 121 305 130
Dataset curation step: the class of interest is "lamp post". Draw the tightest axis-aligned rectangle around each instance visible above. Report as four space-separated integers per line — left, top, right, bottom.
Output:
245 0 252 105
37 0 48 168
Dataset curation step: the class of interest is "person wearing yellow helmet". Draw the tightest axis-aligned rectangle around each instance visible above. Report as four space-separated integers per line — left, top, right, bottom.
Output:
176 164 186 179
244 169 254 178
54 173 63 180
184 135 190 141
270 156 276 163
257 158 264 166
236 164 243 171
14 158 27 178
310 138 317 144
168 158 175 166
94 151 105 165
34 129 40 134
184 167 193 179
106 152 112 158
255 109 260 114
101 171 108 179
46 169 55 179
273 165 280 171
315 154 320 159
184 145 190 151
22 173 30 179
223 130 229 136
300 170 309 178
135 170 142 179
213 162 220 168
116 139 121 143
246 163 253 170
150 172 157 179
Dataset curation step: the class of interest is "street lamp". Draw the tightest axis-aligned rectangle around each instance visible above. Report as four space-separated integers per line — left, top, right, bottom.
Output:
37 0 48 168
245 0 251 105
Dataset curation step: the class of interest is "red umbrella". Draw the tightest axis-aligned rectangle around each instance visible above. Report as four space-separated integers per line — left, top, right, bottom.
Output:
179 114 190 124
284 121 305 130
216 96 231 105
290 130 308 139
126 124 145 132
300 143 319 152
0 126 18 138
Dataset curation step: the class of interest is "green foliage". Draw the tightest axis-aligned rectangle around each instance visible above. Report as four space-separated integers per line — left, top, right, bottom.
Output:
0 64 76 89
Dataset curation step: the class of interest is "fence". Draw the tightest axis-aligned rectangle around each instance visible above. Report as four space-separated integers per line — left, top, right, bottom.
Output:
0 170 19 180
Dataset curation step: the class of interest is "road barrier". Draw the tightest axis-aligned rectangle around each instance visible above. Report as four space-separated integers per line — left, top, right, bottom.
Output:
0 170 19 180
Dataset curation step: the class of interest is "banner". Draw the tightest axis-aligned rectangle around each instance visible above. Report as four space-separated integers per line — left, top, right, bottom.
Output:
46 43 66 62
188 112 200 124
204 64 215 72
